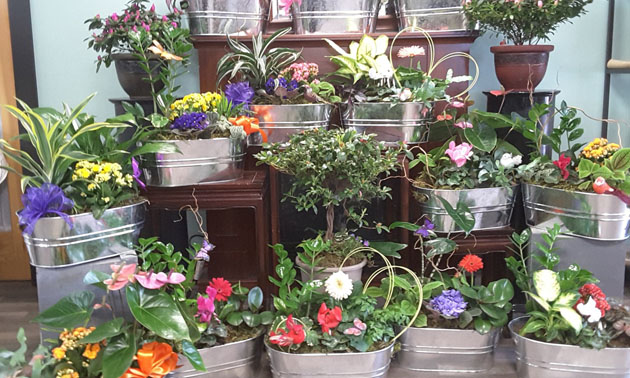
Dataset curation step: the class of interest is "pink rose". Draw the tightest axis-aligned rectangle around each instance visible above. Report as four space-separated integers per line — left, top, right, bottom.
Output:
445 141 473 167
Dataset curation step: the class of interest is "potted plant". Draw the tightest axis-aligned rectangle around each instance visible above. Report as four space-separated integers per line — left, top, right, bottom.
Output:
478 103 630 240
389 217 514 372
0 94 175 317
506 224 630 377
463 0 593 91
394 0 468 31
256 128 402 277
85 0 192 97
326 29 475 144
409 109 524 232
217 28 341 146
180 0 270 36
265 242 423 377
285 0 381 34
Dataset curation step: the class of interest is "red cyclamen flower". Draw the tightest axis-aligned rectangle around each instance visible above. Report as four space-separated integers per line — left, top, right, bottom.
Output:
458 254 483 273
207 277 232 301
317 303 342 334
553 153 571 180
269 314 305 346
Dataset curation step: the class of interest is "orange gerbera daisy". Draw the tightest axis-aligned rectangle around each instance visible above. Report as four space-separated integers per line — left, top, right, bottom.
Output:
458 254 483 273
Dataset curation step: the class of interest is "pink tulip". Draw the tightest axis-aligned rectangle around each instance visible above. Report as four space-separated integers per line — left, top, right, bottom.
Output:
104 263 137 291
445 141 473 167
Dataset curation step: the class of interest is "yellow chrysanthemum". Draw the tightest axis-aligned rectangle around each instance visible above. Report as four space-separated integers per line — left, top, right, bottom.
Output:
52 347 66 360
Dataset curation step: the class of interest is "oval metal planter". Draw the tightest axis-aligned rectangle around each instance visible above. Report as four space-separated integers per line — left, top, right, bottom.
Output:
141 138 246 187
522 183 630 241
291 0 381 34
340 102 430 144
185 0 269 36
249 104 332 146
295 257 367 283
394 0 468 31
267 341 393 378
509 317 630 377
395 326 499 372
412 185 518 232
22 200 147 268
168 334 263 378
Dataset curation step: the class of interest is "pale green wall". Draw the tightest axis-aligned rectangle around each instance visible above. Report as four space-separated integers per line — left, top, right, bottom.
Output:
29 0 627 145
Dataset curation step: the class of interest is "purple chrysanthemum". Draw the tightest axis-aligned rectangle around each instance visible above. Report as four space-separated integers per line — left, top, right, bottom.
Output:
415 219 435 237
170 112 209 131
18 183 74 235
225 81 255 108
430 289 467 318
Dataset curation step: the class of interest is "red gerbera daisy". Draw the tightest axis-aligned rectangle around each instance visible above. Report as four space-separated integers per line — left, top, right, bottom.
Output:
458 254 483 273
208 277 232 301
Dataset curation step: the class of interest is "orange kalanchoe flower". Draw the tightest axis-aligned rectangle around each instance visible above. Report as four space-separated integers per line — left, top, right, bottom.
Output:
228 116 268 143
123 341 178 378
458 254 483 273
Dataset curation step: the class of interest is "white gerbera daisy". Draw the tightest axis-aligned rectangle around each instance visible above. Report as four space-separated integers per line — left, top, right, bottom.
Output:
325 271 353 301
397 46 425 59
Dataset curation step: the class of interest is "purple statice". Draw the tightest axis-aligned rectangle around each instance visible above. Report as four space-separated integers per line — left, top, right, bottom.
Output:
171 112 209 131
18 183 74 235
430 289 468 318
225 81 255 108
415 219 435 237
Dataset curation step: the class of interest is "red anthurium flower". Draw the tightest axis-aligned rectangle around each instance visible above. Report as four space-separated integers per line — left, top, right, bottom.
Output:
317 303 342 334
593 177 614 194
458 254 483 273
269 314 305 346
208 277 232 301
553 153 571 180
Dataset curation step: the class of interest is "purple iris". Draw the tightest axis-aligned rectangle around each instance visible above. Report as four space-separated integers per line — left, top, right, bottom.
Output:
429 289 467 318
225 81 255 108
195 239 216 262
170 112 209 131
415 219 435 237
18 183 74 235
131 157 146 191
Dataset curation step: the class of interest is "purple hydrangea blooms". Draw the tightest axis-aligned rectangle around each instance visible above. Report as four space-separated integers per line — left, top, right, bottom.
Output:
18 183 74 235
170 112 209 131
429 289 468 318
225 81 255 108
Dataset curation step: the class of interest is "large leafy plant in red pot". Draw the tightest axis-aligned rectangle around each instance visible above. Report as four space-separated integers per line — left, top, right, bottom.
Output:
463 0 592 91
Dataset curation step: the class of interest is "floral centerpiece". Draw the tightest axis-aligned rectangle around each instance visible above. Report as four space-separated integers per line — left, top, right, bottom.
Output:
256 129 403 272
325 29 474 143
216 28 340 145
507 224 630 375
462 0 593 90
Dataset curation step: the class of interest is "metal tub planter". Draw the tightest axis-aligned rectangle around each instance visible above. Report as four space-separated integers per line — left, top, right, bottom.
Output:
340 102 430 144
291 0 381 34
142 138 246 187
509 317 630 378
185 0 270 36
249 104 332 146
267 341 394 378
413 185 518 233
395 0 468 31
522 183 630 241
395 327 500 372
168 334 263 378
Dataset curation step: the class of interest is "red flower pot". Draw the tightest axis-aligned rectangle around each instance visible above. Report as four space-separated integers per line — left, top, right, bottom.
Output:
490 45 554 91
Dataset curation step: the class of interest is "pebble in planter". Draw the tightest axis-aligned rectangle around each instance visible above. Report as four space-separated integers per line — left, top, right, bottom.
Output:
266 244 424 378
218 28 341 146
505 224 630 377
410 110 524 232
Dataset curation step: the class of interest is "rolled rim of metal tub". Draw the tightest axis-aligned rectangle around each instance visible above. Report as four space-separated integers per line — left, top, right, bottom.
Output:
185 0 270 36
291 0 381 34
394 0 468 31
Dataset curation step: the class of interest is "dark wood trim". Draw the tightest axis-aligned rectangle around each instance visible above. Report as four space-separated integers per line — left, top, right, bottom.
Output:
8 0 38 107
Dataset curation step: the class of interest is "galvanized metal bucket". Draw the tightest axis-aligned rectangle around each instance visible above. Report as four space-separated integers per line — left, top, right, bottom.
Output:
395 0 468 31
267 341 393 378
185 0 270 36
295 257 367 283
22 201 147 268
340 102 430 144
395 326 499 372
249 104 332 146
168 334 263 377
413 185 518 232
291 0 381 34
509 317 630 377
142 138 246 187
522 183 630 241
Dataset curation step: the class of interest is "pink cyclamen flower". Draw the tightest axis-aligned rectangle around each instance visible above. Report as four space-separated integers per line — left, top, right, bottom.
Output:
344 318 367 336
196 295 215 323
104 263 137 291
450 100 466 108
454 121 473 129
445 141 473 167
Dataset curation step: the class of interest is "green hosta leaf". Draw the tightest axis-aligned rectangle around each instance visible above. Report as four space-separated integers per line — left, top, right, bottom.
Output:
181 339 205 372
464 122 497 152
33 291 94 329
125 285 190 340
558 307 583 334
102 332 135 378
79 318 124 344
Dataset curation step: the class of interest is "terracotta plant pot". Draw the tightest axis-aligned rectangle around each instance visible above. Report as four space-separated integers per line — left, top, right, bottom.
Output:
490 45 554 91
112 53 165 97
